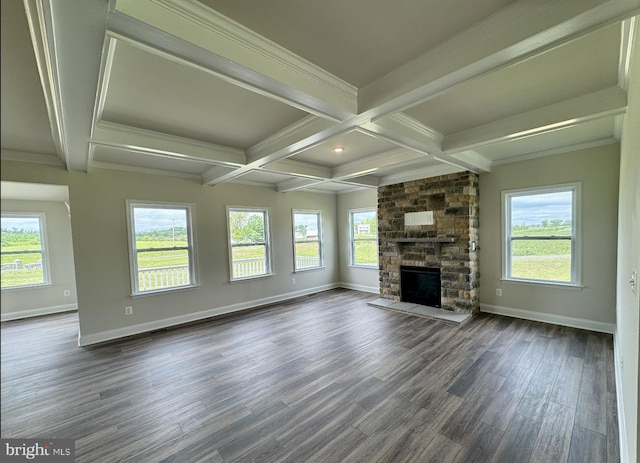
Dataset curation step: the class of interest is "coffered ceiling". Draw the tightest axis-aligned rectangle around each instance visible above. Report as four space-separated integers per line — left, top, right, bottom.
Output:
1 0 638 194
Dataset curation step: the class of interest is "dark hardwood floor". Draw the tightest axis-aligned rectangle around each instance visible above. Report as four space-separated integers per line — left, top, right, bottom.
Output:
1 289 619 462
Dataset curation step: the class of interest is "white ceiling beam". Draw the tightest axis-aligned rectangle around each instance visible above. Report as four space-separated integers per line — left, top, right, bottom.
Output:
367 114 444 152
262 159 332 180
24 0 109 172
246 116 336 165
334 176 380 188
276 178 326 193
107 2 356 121
358 123 487 173
331 148 424 180
92 122 246 167
618 17 638 91
443 86 628 153
201 165 243 185
359 0 640 117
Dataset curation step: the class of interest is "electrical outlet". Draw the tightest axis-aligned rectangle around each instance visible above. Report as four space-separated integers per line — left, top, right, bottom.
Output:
292 278 296 285
495 288 502 296
125 306 133 315
63 289 71 297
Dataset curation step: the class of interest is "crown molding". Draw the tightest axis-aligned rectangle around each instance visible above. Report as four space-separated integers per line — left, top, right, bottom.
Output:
1 149 65 167
618 16 638 91
93 121 246 167
490 137 619 166
90 160 201 180
443 86 627 153
111 0 357 117
23 0 68 168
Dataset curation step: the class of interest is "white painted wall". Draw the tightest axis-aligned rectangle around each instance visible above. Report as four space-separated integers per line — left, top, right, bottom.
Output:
616 23 640 463
1 199 78 320
337 188 379 293
0 162 339 344
479 143 620 332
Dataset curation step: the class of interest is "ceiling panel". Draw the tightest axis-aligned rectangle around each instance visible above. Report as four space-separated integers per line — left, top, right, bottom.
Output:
200 0 516 87
0 0 57 157
405 23 621 134
290 130 399 167
102 41 308 149
92 145 213 175
471 117 617 162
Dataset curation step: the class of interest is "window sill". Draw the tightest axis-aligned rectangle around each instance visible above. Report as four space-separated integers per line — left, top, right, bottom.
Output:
294 266 325 273
131 284 198 298
349 264 378 270
230 273 274 283
501 278 583 290
1 283 52 292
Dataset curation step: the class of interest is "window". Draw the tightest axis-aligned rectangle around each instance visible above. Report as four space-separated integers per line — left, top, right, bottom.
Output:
502 183 581 286
293 210 323 271
349 208 378 268
127 202 196 295
228 207 272 280
1 213 50 289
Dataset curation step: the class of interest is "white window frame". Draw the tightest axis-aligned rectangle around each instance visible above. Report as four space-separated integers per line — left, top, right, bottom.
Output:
1 212 51 290
502 183 581 287
227 206 273 281
292 209 324 272
349 207 378 269
126 201 198 296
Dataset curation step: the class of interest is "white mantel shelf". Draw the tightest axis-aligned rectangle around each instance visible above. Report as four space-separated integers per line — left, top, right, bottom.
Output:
384 237 456 256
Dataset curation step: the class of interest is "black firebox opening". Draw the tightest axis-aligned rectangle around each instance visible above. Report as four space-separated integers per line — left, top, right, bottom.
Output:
400 266 441 308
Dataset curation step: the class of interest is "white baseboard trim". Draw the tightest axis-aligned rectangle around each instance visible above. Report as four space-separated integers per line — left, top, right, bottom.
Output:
338 282 379 294
1 304 77 322
613 332 629 463
480 303 616 334
78 283 340 347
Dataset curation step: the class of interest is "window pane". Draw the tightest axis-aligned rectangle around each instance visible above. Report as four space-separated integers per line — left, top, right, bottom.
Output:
1 216 46 288
229 211 266 245
134 207 188 249
229 209 270 279
505 186 577 284
354 240 377 266
295 241 320 269
511 239 572 282
294 212 321 270
351 209 377 267
131 206 193 292
511 191 572 236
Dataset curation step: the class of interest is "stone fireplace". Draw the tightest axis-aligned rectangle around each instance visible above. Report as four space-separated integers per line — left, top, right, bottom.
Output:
378 171 480 314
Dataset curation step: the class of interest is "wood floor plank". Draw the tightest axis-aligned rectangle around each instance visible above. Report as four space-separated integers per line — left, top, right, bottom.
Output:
549 355 584 408
490 413 541 463
575 365 607 435
567 424 606 463
529 401 575 463
0 289 619 463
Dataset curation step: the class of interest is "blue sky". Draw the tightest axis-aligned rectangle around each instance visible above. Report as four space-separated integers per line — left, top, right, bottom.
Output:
133 208 187 233
1 216 41 232
511 191 572 226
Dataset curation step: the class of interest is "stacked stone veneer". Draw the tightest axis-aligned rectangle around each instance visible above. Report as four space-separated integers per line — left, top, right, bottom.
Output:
378 171 480 314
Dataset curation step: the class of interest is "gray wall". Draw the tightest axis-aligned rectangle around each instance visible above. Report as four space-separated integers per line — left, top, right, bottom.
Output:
616 25 640 463
1 199 78 320
479 143 620 329
0 162 339 344
337 188 379 292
